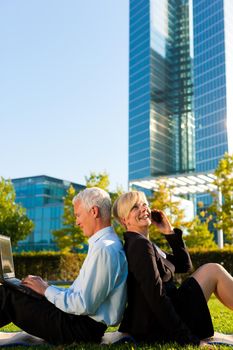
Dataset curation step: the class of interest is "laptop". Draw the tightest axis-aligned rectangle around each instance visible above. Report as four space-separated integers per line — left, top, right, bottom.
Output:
0 234 43 299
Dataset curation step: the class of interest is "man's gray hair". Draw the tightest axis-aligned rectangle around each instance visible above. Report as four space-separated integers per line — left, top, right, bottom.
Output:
72 187 111 221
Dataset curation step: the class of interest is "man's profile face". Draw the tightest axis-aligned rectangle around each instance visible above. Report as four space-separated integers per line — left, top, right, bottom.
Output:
73 200 95 237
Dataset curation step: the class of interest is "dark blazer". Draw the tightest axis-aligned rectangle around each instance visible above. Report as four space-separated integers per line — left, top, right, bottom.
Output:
119 229 200 345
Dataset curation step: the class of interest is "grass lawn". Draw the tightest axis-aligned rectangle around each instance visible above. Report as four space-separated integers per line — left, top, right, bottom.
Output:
0 296 232 349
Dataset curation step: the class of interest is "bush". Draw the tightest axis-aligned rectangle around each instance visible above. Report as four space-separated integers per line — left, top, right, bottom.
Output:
13 248 233 283
190 247 233 274
13 251 86 281
175 247 233 284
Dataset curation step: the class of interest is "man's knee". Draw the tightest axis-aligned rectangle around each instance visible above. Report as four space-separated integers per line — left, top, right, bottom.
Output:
0 284 10 301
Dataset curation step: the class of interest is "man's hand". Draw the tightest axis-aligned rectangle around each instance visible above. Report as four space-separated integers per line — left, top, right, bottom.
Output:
22 275 49 295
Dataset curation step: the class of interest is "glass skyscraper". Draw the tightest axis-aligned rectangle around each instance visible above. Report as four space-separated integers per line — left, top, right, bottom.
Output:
129 0 233 191
194 0 233 172
129 0 195 182
193 0 233 206
12 175 85 251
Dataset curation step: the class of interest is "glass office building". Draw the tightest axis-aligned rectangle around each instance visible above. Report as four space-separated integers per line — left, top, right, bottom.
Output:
193 0 233 206
194 0 232 173
129 0 232 199
129 0 195 182
12 175 85 251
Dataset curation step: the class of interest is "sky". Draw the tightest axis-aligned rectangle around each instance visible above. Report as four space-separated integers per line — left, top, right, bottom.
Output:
0 1 129 191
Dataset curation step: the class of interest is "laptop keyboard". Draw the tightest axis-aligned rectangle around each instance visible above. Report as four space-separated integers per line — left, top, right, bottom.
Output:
7 277 22 285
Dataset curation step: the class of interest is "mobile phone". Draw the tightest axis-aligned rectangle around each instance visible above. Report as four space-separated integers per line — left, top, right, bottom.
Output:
151 210 163 223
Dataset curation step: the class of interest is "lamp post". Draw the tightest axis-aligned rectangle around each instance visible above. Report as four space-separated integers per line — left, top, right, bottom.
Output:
217 189 224 249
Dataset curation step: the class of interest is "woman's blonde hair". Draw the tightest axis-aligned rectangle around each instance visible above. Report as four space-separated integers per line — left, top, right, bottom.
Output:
113 191 148 224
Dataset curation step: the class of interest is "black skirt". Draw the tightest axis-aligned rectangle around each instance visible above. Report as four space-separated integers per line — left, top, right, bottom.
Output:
171 277 214 339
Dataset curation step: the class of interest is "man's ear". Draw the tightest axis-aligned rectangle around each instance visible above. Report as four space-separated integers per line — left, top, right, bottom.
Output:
91 206 100 218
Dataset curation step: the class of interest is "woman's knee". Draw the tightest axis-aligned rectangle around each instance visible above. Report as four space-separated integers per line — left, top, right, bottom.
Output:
192 263 226 285
201 263 225 275
192 263 224 285
191 263 221 301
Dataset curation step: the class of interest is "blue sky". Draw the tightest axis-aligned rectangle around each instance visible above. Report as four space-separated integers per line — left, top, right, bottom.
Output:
0 1 129 190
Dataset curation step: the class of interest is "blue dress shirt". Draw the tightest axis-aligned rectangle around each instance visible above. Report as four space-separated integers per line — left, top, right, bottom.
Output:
45 227 128 326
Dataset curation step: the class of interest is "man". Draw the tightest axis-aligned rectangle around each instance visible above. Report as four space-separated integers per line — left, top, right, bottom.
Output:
0 187 128 344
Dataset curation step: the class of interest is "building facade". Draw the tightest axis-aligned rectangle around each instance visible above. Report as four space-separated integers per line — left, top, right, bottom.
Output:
193 0 233 206
12 175 85 251
129 0 232 198
129 0 195 183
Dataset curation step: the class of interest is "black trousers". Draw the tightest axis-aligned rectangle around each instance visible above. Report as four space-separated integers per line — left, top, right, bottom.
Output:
0 285 107 345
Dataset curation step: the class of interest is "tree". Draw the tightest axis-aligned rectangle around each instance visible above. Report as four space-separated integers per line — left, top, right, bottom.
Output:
148 183 189 248
52 185 86 252
209 153 233 244
0 177 34 246
85 171 110 191
184 215 217 249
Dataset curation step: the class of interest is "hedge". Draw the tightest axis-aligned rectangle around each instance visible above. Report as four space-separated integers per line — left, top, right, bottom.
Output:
13 248 233 282
175 247 233 283
13 252 86 281
189 248 233 274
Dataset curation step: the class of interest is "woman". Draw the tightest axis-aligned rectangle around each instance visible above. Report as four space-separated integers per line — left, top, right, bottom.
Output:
113 191 233 346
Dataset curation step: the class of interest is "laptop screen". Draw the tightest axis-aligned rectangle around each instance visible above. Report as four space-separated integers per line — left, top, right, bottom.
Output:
0 235 15 278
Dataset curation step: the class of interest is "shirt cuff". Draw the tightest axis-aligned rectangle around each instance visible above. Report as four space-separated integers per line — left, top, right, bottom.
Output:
45 285 61 303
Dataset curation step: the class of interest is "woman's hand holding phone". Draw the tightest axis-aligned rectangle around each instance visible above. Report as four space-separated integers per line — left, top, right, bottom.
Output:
151 209 174 234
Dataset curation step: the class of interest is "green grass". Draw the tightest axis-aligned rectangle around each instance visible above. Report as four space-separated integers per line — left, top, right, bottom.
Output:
0 296 232 349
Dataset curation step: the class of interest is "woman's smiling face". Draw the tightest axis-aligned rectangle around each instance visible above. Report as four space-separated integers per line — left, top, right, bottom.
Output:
123 199 151 234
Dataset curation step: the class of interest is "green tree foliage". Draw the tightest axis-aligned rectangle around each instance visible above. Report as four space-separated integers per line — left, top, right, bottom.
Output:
148 183 188 248
85 171 110 191
52 185 86 252
0 177 34 246
184 215 217 249
209 153 233 244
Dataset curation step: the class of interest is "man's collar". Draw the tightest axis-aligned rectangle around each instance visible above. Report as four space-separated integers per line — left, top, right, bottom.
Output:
88 226 114 246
